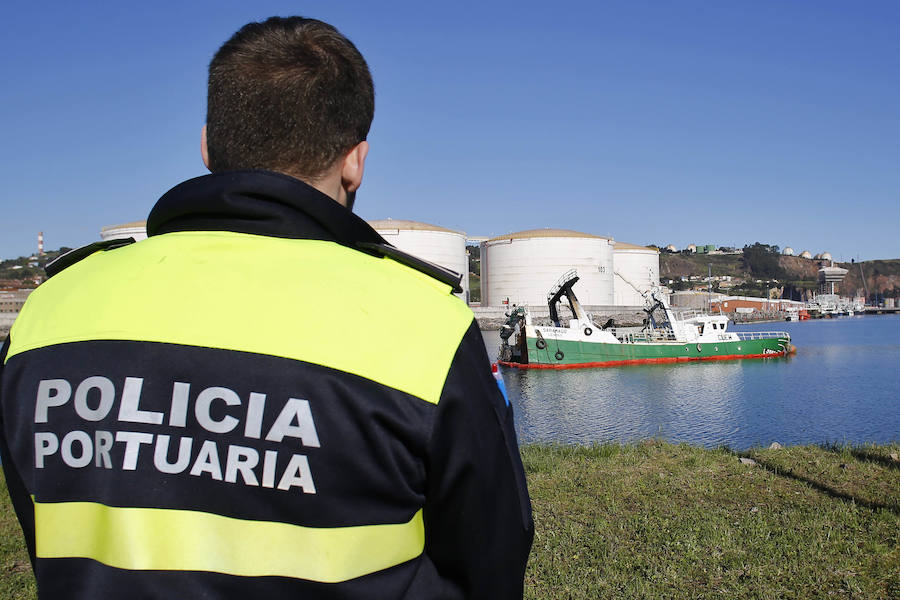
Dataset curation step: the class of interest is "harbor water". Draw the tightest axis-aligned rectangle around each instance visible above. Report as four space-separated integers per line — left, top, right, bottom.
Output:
484 314 900 450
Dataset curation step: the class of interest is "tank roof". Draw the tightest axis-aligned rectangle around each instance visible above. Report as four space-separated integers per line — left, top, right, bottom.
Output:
486 228 609 242
101 220 147 231
613 241 659 252
367 219 462 235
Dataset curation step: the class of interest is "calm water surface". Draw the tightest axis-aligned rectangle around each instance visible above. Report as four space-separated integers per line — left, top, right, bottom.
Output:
483 314 900 449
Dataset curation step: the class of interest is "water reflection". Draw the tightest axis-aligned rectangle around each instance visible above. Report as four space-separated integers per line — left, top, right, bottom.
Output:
483 316 900 449
504 361 754 446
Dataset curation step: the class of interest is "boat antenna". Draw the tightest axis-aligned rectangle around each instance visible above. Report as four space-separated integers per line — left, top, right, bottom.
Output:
858 262 869 304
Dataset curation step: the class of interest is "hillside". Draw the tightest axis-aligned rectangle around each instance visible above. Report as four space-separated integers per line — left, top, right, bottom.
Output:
659 253 743 278
836 259 900 299
0 248 72 288
660 250 900 301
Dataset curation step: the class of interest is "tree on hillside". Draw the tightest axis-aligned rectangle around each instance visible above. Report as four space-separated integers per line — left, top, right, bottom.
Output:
466 245 480 276
0 247 73 280
741 242 784 279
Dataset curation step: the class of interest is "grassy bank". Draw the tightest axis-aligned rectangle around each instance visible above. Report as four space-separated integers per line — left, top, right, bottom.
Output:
2 442 899 599
0 477 34 600
523 442 900 599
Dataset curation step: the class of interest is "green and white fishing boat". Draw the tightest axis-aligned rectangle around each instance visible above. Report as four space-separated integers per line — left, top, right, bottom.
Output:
498 270 794 369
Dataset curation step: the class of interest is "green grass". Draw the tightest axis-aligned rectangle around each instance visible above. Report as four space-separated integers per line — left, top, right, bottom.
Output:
523 442 900 599
469 273 480 303
2 442 899 599
0 476 35 600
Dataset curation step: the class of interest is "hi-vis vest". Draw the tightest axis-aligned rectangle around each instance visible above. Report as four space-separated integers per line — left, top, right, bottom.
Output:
0 171 533 600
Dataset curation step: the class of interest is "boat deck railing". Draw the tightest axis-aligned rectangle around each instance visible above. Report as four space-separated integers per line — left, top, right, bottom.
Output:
547 269 578 303
624 330 678 343
735 331 790 341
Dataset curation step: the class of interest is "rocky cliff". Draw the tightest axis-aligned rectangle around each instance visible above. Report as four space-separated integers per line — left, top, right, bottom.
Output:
661 251 900 300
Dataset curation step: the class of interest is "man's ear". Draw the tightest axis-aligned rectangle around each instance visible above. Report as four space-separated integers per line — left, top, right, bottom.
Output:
201 124 210 170
341 141 369 193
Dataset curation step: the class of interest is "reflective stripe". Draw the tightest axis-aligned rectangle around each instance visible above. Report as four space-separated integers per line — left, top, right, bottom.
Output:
35 500 424 583
7 232 474 404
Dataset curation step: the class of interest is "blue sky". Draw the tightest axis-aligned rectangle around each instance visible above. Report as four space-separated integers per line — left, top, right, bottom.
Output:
2 1 898 261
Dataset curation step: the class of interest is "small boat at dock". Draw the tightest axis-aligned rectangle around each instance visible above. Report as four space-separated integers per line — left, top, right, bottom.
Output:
498 270 794 369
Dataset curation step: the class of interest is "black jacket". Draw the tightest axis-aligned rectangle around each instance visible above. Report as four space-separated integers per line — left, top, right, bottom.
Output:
0 170 533 599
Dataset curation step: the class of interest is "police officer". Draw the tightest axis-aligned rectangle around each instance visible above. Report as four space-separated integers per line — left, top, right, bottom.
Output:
0 16 533 599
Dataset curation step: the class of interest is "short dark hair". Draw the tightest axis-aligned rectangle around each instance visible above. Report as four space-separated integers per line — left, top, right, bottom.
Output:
206 17 374 181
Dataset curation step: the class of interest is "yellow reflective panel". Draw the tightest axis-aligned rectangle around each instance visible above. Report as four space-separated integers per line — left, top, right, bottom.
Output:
35 500 424 583
8 232 474 404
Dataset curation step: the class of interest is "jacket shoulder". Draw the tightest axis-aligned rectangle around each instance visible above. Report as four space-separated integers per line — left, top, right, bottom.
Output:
44 238 136 278
356 242 463 294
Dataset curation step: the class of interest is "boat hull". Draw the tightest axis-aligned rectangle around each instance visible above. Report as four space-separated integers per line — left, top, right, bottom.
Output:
500 336 790 369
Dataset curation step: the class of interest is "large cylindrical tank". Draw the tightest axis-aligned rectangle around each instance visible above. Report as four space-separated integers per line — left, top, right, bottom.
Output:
481 229 614 306
100 221 148 242
612 242 660 306
368 219 469 300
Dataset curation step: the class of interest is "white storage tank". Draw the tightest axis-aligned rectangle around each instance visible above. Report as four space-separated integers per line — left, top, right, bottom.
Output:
368 219 469 300
613 242 660 306
100 221 148 242
481 229 614 307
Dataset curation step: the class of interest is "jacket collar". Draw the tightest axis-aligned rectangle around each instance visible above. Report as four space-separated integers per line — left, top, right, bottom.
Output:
146 170 386 248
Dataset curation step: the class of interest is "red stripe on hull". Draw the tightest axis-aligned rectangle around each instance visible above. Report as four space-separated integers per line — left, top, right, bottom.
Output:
498 351 786 370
